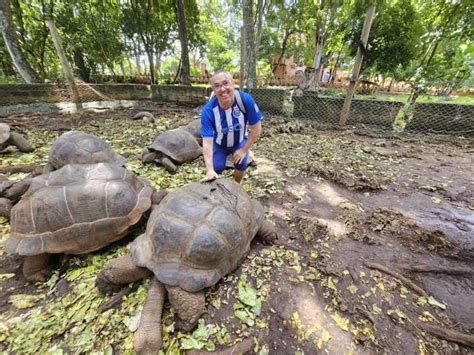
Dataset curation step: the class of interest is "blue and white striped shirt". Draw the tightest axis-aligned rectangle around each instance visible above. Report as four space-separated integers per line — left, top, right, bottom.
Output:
201 91 262 147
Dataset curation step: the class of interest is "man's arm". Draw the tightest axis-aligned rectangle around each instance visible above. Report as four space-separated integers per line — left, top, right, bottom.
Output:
202 138 219 181
233 121 262 164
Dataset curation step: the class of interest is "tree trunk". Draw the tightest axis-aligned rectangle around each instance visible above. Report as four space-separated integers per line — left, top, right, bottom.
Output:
308 18 324 90
272 29 292 75
254 0 264 64
176 0 190 85
154 46 162 80
144 47 155 84
387 77 394 92
134 40 141 75
330 51 340 84
47 18 81 107
308 2 336 90
240 26 245 88
243 0 256 88
73 49 90 82
339 4 376 127
0 0 40 83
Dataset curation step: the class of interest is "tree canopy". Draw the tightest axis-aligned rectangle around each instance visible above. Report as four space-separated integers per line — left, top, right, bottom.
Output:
0 0 471 93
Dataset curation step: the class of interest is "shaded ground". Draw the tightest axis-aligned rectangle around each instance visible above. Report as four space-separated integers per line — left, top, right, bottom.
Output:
0 106 473 354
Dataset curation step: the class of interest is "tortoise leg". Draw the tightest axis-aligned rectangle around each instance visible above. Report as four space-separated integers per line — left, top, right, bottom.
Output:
157 156 177 174
9 132 34 153
151 189 168 205
134 278 166 354
140 149 156 163
42 163 54 174
166 286 205 331
23 254 51 282
257 220 278 245
96 255 151 295
5 177 32 202
0 197 12 219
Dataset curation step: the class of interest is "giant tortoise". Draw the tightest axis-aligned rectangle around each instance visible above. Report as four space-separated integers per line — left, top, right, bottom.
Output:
5 163 154 281
140 128 202 173
96 178 276 353
0 123 34 153
44 131 126 172
181 118 202 144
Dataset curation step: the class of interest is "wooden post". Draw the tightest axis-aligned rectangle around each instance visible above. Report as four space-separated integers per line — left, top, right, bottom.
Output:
46 18 81 109
240 26 246 89
338 4 375 127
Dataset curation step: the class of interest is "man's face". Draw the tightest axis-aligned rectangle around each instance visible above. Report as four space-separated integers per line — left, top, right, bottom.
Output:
211 73 235 109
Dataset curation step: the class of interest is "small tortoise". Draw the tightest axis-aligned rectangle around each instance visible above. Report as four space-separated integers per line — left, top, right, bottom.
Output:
132 111 155 122
5 163 154 281
181 118 202 144
96 178 276 353
45 131 126 172
140 128 202 173
0 123 34 153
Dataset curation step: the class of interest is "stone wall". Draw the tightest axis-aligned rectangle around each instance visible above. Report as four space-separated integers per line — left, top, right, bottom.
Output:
0 84 151 106
152 85 210 106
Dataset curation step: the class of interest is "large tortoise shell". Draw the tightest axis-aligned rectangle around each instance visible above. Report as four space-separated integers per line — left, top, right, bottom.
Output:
48 131 126 170
130 178 264 292
149 129 201 163
5 163 152 256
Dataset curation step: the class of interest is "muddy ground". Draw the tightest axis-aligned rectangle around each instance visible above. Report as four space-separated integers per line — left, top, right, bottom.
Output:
0 105 473 354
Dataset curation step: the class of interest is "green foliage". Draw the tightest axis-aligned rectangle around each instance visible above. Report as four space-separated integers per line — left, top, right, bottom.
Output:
53 0 125 79
346 0 422 79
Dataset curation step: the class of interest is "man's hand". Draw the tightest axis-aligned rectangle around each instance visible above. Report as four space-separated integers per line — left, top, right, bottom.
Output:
233 148 247 165
201 170 219 182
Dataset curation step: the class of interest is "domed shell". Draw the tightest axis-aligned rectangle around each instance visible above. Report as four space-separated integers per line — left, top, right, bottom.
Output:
48 131 126 170
5 163 153 256
130 178 264 293
149 129 201 163
181 119 202 143
0 123 11 146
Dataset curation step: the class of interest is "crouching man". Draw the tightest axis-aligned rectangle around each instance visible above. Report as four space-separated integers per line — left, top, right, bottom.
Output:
201 70 262 183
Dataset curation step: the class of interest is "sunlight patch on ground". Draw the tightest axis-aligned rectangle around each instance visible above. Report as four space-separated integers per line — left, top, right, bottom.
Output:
285 284 360 354
315 217 348 238
315 182 357 210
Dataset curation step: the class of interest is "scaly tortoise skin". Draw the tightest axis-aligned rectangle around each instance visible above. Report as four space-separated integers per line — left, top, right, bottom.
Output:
96 178 276 354
0 123 34 153
140 128 202 173
46 131 126 172
5 163 153 281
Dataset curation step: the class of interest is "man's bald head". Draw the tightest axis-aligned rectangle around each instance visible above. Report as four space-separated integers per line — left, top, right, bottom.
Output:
210 70 233 82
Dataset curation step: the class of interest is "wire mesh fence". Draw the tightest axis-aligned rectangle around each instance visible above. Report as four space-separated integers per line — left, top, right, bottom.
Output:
0 81 473 139
245 88 474 138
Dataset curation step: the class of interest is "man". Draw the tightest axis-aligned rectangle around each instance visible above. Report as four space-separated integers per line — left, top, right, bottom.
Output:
201 70 262 183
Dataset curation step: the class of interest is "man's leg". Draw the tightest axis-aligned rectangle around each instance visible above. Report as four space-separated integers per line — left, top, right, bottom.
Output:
232 141 249 184
233 169 246 184
213 142 228 175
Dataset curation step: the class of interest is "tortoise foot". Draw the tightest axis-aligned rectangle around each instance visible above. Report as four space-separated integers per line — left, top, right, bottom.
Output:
23 254 51 282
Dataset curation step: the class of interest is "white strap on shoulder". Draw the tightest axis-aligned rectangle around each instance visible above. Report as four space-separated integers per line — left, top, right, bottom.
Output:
234 90 246 113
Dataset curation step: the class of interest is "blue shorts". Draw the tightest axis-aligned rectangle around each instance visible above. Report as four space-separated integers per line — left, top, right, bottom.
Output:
213 140 248 173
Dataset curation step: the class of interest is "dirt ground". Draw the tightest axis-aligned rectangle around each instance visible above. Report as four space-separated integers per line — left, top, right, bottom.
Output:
0 105 473 354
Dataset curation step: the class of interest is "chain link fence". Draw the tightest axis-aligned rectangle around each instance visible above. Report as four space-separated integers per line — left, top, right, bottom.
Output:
245 87 474 138
0 82 473 139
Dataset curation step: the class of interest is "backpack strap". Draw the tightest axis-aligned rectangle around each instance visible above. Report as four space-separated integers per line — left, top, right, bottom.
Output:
234 90 247 114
